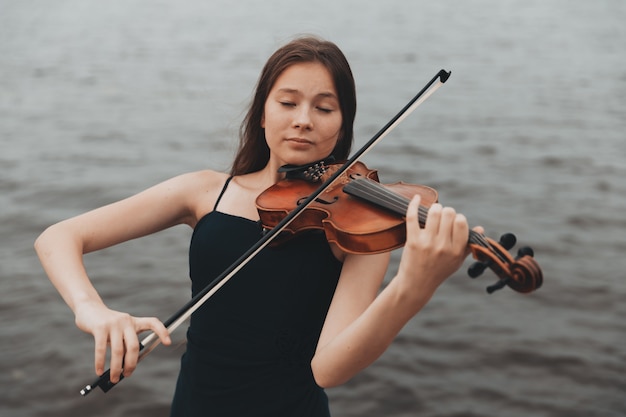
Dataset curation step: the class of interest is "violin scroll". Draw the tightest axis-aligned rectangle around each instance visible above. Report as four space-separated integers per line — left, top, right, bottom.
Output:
467 232 543 294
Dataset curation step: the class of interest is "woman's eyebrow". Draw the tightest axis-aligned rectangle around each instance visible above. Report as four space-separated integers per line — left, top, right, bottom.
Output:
276 87 299 94
275 88 338 99
317 91 338 99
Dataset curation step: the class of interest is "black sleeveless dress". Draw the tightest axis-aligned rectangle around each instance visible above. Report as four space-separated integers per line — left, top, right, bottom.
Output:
170 177 343 417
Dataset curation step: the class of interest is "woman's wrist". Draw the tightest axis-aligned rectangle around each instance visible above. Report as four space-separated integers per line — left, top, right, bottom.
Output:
71 292 106 316
389 270 438 315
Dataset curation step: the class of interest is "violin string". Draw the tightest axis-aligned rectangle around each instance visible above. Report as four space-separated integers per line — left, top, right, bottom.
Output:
469 230 488 247
362 181 526 275
348 179 508 263
349 179 430 224
468 230 509 264
347 179 430 226
352 180 541 290
348 179 407 213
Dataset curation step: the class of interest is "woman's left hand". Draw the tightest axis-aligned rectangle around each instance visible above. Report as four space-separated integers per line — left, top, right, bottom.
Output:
397 195 479 295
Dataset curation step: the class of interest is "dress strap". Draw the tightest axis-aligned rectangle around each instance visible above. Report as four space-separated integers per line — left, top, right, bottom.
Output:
213 176 234 212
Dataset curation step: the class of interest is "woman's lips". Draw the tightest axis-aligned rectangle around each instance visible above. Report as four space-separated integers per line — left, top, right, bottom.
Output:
286 137 313 145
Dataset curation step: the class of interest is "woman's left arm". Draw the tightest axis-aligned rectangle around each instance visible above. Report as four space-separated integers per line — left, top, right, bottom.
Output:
312 195 472 388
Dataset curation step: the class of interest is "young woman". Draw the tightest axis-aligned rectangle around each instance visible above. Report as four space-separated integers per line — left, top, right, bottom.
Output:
35 36 474 416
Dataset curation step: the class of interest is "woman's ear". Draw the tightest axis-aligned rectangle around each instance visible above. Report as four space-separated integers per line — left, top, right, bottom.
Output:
261 113 265 128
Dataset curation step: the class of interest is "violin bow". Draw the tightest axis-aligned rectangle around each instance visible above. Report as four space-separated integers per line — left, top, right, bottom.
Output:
80 69 452 396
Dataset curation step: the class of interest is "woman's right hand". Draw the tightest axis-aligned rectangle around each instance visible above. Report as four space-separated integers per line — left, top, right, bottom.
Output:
74 301 172 383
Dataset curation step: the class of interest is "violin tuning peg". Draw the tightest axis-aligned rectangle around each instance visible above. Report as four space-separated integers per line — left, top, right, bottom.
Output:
278 156 335 182
517 246 534 258
486 277 511 294
468 261 488 278
499 233 517 250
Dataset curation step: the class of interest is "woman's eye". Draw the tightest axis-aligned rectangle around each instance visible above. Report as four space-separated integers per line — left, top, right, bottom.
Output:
280 101 295 107
317 107 333 113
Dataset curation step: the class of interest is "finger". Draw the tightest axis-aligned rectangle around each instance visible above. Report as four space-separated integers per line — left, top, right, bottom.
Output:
122 327 140 377
93 330 108 376
464 224 481 257
135 317 172 346
452 213 469 253
424 203 443 235
438 206 458 241
108 331 124 383
405 195 422 234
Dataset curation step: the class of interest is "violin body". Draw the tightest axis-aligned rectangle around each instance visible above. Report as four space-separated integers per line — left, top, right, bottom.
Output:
257 162 438 254
257 161 542 294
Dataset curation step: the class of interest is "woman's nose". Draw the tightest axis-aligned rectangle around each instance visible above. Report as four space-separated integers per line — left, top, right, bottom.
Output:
292 106 313 130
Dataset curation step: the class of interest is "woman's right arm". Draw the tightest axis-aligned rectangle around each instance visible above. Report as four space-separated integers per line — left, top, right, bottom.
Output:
34 170 223 382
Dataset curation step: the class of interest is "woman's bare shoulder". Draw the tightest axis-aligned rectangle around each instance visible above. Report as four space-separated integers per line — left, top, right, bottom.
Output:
172 169 230 190
169 169 231 224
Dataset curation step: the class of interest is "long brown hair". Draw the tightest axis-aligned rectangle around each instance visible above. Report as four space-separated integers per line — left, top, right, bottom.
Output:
231 36 356 175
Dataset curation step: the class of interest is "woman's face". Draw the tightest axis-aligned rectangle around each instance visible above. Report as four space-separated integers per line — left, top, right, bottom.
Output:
262 62 343 168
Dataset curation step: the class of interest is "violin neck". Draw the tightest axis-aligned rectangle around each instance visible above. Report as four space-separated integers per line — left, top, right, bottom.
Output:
341 176 543 294
343 177 426 223
343 177 406 211
342 178 482 243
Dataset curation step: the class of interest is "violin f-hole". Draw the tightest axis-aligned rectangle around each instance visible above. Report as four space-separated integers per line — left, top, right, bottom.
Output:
297 195 339 206
348 172 364 181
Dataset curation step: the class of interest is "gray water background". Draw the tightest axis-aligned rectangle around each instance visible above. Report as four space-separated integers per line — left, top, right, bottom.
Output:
1 0 625 416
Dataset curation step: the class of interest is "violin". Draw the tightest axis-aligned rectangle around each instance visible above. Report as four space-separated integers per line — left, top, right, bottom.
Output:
257 161 543 294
